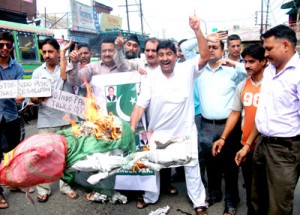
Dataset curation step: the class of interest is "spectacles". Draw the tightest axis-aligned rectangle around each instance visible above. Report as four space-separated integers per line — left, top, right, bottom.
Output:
0 42 13 49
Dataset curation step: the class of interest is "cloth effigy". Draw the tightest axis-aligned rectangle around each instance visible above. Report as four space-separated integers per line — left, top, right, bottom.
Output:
0 134 67 188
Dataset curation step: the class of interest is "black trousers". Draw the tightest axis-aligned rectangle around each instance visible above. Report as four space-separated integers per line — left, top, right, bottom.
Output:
0 117 21 160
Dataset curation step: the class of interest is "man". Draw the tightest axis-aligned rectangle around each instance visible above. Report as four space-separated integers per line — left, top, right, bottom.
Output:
242 25 300 215
124 34 140 59
0 31 24 209
106 86 116 102
177 31 228 186
212 44 266 215
31 38 78 203
67 37 120 87
226 34 243 62
114 36 160 72
130 14 210 215
67 36 125 202
114 35 180 206
176 39 187 62
196 39 247 214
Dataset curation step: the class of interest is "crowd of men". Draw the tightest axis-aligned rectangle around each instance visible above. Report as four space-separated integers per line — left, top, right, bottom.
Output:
0 13 300 215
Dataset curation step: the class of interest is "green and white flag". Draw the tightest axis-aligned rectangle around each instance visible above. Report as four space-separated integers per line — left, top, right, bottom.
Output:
90 71 158 192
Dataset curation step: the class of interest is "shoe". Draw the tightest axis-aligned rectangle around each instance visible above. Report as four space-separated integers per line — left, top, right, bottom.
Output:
37 194 49 203
205 197 222 207
195 206 208 215
223 207 237 215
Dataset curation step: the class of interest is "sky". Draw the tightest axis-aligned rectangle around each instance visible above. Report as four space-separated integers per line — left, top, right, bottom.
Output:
37 0 291 41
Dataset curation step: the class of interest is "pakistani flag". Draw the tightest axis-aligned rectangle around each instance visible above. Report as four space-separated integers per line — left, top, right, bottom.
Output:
90 72 158 192
106 83 137 122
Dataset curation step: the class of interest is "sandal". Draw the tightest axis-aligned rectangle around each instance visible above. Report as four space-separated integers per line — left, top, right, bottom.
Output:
84 192 108 203
195 206 208 215
63 191 79 199
0 193 8 209
37 194 49 203
223 207 237 215
136 196 152 209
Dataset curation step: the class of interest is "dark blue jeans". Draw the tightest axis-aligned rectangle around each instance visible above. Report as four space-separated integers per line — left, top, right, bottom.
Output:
199 118 241 208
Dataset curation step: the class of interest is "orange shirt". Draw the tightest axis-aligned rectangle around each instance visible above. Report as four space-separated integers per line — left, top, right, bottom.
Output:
241 77 261 144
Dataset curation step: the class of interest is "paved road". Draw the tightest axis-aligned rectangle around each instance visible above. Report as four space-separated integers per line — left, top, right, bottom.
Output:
1 119 299 215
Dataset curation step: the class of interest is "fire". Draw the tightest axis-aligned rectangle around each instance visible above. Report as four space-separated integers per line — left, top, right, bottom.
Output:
66 80 122 140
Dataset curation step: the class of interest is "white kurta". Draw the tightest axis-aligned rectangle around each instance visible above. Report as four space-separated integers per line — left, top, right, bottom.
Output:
137 58 202 165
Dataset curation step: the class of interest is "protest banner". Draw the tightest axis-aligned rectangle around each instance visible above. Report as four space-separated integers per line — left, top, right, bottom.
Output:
44 89 87 119
89 71 158 192
0 79 51 98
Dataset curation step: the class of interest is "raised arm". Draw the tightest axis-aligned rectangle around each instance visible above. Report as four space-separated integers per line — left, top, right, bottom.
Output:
60 39 73 80
113 31 140 72
189 13 209 70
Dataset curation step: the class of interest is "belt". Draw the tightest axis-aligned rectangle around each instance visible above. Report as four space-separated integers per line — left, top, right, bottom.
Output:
260 134 300 143
202 117 227 125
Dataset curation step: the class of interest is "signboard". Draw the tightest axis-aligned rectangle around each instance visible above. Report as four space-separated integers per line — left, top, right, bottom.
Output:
44 89 86 119
70 0 99 33
0 79 51 98
99 13 122 31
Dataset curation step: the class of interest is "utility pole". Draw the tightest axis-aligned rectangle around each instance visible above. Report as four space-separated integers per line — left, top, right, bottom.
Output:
265 0 270 31
260 0 263 35
119 0 144 34
139 0 144 34
125 0 130 33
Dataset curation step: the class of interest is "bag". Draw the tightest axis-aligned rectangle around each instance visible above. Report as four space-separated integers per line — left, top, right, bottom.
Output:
0 133 67 188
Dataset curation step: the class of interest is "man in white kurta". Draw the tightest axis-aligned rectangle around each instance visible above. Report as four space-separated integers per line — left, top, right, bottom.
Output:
130 15 210 214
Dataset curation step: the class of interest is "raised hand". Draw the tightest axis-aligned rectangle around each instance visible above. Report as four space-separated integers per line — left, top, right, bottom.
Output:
114 31 127 51
207 30 228 42
189 10 200 31
69 43 80 64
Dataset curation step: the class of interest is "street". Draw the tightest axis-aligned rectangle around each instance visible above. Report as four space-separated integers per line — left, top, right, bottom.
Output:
1 119 299 215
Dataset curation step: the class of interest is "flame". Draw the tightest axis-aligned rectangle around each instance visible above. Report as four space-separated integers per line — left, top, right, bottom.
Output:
67 80 122 140
63 115 80 136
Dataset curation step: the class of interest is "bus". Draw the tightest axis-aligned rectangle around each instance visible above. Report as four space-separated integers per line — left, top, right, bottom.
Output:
0 20 54 79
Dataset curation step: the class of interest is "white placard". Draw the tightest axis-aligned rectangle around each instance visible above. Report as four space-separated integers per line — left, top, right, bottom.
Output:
0 79 51 98
44 89 86 118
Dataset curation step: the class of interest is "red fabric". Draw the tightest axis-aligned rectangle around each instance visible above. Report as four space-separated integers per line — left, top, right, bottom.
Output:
0 134 67 188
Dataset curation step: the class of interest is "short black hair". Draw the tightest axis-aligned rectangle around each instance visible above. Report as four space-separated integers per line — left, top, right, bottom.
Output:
157 40 177 54
227 34 241 44
261 24 297 48
0 31 14 43
241 43 265 61
78 43 90 51
100 36 116 47
41 37 60 51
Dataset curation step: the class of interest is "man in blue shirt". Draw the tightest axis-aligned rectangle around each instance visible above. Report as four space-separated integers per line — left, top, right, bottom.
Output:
0 31 24 209
196 39 247 215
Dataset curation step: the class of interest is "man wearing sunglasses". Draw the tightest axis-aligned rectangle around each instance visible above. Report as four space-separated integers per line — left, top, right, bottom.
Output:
0 31 24 209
